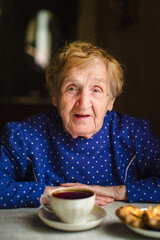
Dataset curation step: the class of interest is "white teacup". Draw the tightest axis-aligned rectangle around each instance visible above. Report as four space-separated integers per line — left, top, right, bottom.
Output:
40 187 95 224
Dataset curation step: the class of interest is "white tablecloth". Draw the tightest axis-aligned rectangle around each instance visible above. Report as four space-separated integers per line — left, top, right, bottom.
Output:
0 201 154 240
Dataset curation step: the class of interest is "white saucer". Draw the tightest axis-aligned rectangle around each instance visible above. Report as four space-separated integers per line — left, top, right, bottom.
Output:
127 225 160 238
38 205 106 232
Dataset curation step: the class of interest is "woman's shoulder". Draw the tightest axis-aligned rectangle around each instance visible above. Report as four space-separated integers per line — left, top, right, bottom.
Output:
106 110 150 132
21 107 59 124
1 108 60 137
107 110 149 122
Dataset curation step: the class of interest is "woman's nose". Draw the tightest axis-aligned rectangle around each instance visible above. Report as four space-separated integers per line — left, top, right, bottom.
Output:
75 91 91 108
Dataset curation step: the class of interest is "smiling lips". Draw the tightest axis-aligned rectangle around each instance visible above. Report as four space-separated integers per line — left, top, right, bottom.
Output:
74 114 90 119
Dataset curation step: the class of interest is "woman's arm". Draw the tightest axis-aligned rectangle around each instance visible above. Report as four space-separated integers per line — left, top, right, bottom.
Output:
0 122 46 208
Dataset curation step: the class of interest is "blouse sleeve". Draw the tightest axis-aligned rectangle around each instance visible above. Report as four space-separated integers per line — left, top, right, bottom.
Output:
0 122 46 208
125 119 160 202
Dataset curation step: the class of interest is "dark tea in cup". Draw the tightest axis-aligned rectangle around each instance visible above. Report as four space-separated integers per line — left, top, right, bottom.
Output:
51 189 94 199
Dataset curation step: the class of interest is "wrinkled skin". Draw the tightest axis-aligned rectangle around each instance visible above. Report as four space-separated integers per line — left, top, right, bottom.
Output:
52 61 115 139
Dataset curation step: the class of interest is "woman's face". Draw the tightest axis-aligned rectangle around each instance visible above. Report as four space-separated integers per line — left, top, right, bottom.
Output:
52 61 115 139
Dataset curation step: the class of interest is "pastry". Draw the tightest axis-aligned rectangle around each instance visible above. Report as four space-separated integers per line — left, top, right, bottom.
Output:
116 205 145 228
116 204 160 230
142 205 160 230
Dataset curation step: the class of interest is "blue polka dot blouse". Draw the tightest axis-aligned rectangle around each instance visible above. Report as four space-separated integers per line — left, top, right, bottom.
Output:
0 107 160 208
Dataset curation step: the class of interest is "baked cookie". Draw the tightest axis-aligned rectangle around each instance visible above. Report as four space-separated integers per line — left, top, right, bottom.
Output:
142 205 160 230
116 205 145 228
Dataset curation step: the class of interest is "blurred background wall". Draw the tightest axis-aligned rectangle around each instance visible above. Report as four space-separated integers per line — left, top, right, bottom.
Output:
0 0 160 138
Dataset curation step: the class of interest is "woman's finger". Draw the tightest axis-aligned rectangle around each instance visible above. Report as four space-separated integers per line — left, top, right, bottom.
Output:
95 195 114 204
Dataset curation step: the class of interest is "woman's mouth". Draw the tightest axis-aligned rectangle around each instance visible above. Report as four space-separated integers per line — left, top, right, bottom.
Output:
74 114 90 119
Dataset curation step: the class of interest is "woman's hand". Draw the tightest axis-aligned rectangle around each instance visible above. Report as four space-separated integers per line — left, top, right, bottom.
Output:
44 186 61 195
60 183 128 206
43 186 61 204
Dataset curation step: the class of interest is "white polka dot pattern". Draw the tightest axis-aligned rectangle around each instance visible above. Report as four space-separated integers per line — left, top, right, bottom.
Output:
0 108 160 208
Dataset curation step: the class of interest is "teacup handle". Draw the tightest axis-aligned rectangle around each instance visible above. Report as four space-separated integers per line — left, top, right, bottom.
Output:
40 194 53 213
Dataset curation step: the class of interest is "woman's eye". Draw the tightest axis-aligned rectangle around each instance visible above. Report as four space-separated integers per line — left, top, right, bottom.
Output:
93 89 100 93
66 85 78 95
68 87 75 92
92 87 101 93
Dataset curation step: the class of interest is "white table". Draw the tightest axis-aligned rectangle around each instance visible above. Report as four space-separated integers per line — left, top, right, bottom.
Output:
0 201 156 240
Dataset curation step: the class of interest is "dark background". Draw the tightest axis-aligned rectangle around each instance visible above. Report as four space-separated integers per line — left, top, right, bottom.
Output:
0 0 160 138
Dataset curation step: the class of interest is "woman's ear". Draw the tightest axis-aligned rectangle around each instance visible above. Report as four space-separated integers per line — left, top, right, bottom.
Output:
108 97 115 111
51 97 57 106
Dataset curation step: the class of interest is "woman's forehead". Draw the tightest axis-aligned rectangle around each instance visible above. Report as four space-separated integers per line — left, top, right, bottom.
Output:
61 63 110 88
64 60 108 77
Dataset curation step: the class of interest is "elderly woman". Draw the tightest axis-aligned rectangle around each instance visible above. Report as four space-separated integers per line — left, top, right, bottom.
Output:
0 41 160 208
